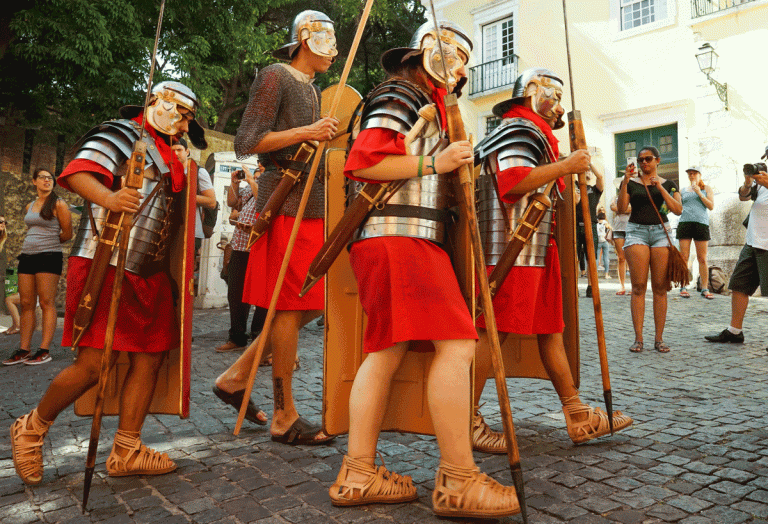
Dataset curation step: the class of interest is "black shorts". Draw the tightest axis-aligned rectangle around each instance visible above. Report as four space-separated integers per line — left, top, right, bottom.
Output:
17 252 63 276
729 244 768 296
676 221 710 241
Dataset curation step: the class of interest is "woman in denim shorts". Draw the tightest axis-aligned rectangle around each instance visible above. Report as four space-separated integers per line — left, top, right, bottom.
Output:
617 147 682 353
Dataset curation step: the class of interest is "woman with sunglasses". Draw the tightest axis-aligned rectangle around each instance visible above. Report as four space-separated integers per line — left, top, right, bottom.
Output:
677 167 715 299
617 147 682 353
2 169 72 366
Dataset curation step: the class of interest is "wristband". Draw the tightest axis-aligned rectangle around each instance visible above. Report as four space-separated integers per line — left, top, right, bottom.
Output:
428 156 436 175
417 155 424 177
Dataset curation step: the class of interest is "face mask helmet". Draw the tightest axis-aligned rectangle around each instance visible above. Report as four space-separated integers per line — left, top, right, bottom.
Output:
492 67 565 129
273 10 338 61
381 20 473 93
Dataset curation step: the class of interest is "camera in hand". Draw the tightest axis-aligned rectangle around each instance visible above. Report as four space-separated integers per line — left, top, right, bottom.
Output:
234 169 246 180
743 163 767 176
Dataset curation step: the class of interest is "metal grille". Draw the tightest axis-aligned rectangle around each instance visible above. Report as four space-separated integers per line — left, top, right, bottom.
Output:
486 116 501 135
691 0 756 18
469 55 518 96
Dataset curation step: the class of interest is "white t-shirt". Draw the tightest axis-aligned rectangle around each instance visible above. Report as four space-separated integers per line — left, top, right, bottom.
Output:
194 166 213 240
746 184 768 251
597 222 608 243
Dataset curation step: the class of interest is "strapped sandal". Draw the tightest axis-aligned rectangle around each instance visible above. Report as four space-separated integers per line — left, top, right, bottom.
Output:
472 412 506 454
629 341 643 353
432 461 520 518
701 288 714 300
10 409 53 485
329 454 417 506
561 399 633 444
654 340 671 353
106 430 176 477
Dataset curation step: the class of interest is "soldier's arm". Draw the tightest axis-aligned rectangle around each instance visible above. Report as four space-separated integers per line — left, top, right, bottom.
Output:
252 117 339 154
505 149 591 194
65 172 141 214
351 141 473 181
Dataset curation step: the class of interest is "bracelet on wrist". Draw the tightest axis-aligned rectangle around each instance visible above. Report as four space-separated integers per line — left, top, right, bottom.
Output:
428 155 436 175
417 155 424 178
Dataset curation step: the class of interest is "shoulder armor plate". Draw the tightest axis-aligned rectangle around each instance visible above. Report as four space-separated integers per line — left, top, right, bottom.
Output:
72 119 170 177
360 79 432 135
474 118 550 166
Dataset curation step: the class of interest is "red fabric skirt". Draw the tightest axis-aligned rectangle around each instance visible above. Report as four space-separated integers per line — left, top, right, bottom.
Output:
242 215 324 311
61 257 179 353
476 240 564 335
349 237 478 353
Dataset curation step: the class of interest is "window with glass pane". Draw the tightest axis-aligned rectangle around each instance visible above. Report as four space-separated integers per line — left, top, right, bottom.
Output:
479 16 515 92
659 135 673 154
486 116 502 135
620 0 663 30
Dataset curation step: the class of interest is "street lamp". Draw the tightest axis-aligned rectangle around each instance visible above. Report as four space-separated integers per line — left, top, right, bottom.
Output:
695 43 728 110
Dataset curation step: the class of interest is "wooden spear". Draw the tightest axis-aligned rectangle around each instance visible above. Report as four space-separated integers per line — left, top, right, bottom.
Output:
234 0 375 435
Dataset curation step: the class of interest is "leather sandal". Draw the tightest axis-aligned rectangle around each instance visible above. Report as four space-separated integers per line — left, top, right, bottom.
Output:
472 412 506 454
432 461 520 518
10 409 52 485
561 399 633 444
629 341 643 353
329 455 418 506
106 430 176 477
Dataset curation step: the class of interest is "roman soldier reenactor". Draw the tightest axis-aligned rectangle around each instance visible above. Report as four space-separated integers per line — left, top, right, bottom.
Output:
472 68 633 452
212 10 338 444
10 80 204 484
327 21 520 519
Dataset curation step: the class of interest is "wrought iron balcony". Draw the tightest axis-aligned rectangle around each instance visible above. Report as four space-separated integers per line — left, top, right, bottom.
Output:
468 55 518 96
692 0 757 19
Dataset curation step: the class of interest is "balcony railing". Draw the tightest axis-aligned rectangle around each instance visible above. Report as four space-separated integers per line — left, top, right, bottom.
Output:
468 55 518 96
692 0 757 19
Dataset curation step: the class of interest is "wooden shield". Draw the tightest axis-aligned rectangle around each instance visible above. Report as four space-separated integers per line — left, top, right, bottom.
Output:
74 167 196 418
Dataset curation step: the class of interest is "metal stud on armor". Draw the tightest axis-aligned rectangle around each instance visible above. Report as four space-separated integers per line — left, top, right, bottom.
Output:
475 118 556 267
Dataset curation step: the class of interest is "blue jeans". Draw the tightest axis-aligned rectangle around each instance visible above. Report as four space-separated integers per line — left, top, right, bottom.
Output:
598 241 611 272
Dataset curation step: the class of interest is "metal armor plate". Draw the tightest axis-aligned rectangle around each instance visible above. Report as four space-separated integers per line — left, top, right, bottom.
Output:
353 80 453 245
476 117 553 266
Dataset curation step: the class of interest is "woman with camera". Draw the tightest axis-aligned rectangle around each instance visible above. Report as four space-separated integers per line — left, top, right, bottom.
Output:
617 147 682 353
677 167 714 299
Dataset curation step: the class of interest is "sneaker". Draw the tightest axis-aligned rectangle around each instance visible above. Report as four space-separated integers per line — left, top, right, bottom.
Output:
24 350 51 365
704 329 744 344
3 349 30 366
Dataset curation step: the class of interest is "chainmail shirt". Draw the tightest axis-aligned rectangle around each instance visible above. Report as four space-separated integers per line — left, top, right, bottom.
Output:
235 63 325 219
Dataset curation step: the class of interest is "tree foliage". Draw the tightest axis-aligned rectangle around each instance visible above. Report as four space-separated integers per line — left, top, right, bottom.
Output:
0 0 426 140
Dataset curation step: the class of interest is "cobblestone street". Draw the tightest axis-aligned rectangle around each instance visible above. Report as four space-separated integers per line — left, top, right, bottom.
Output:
1 280 767 523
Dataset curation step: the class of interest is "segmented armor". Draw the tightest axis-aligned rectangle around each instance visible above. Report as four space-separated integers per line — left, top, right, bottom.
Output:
69 120 181 278
351 79 454 245
475 117 555 267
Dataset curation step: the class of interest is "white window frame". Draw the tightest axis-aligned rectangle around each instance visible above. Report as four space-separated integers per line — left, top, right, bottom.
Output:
470 0 520 99
610 0 676 40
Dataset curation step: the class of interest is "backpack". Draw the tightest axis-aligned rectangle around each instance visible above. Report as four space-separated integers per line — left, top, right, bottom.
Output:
697 266 728 294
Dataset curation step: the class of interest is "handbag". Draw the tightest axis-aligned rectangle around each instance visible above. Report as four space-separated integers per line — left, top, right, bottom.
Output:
642 182 690 290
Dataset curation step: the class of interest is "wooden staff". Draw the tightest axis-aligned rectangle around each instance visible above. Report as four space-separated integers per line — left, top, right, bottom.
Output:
562 0 614 431
82 1 166 510
235 0 375 435
425 1 526 520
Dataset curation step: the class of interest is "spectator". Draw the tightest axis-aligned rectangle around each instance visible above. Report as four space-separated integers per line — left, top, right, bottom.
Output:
677 167 715 299
705 156 768 344
618 146 682 353
215 164 268 362
0 215 21 335
610 189 631 295
171 138 216 254
3 169 72 366
596 211 611 279
576 165 604 297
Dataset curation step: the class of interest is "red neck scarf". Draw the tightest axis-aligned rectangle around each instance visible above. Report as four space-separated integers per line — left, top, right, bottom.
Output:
503 105 560 162
131 115 186 193
426 78 448 128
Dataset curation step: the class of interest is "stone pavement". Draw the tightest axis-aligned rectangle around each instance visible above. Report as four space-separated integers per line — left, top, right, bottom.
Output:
1 279 767 523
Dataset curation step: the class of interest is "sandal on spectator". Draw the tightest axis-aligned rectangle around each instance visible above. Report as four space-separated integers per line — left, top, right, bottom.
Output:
432 461 520 518
329 455 417 506
472 412 506 454
10 409 52 485
106 430 176 477
680 288 690 298
701 288 714 299
615 290 627 295
654 340 670 353
629 341 643 353
561 398 633 444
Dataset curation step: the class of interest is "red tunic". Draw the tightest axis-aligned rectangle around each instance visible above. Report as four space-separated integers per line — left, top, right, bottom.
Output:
58 119 185 352
477 105 565 335
242 214 324 311
344 123 477 353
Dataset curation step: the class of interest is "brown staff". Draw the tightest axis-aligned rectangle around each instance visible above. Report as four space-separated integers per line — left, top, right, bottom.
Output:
562 0 614 431
425 2 526 521
234 0 375 435
81 1 166 511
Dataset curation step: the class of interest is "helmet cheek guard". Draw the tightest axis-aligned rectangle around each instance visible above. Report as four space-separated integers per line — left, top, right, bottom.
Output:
302 24 338 59
147 97 183 136
421 31 469 90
